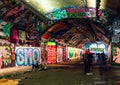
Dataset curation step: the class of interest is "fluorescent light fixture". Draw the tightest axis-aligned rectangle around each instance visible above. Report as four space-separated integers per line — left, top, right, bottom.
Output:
98 44 105 48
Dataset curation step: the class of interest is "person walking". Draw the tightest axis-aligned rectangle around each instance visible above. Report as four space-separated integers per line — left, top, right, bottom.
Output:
83 49 93 75
40 49 48 70
98 52 107 75
83 51 88 74
86 52 93 75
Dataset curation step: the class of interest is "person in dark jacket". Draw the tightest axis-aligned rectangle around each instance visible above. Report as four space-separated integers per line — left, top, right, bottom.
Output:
86 52 93 75
83 51 88 74
98 52 107 75
83 49 93 75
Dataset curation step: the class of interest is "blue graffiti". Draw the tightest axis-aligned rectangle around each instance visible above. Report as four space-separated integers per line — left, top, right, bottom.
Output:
16 48 40 66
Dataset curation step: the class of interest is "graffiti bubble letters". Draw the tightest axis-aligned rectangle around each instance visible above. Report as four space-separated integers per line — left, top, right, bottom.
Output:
16 47 40 66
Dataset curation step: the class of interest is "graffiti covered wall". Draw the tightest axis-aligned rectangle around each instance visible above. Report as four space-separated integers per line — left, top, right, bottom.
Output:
112 46 120 66
67 47 81 60
0 45 12 68
15 47 41 66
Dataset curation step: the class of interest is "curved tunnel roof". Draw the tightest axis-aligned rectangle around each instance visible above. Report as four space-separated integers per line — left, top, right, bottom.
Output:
0 0 118 46
42 18 110 47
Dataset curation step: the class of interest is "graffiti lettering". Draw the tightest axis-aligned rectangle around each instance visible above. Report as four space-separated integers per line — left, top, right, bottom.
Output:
16 47 40 66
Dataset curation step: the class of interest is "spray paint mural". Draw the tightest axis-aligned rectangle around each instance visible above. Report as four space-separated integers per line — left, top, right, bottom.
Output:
112 46 120 66
0 45 12 68
67 47 81 60
15 47 41 66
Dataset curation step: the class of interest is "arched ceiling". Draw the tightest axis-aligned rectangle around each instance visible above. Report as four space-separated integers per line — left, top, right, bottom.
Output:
0 0 119 45
43 18 110 47
0 0 48 41
21 0 120 17
21 0 90 15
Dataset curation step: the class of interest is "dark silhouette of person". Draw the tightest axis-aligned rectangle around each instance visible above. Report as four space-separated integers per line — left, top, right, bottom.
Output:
98 52 107 75
83 50 88 74
83 49 93 75
86 53 93 75
31 57 40 72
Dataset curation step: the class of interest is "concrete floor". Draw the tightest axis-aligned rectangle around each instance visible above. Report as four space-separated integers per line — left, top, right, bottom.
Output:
18 63 120 85
0 60 120 85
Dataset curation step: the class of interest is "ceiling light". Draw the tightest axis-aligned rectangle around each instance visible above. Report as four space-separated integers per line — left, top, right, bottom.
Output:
36 0 57 13
25 0 29 2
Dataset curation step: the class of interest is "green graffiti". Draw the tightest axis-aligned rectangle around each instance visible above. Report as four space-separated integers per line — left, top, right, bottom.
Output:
67 12 86 18
69 50 74 58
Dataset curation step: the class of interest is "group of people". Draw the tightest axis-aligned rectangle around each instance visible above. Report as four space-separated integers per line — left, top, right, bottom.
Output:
83 49 107 75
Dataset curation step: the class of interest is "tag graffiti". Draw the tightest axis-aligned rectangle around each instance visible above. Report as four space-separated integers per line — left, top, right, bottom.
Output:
15 47 41 66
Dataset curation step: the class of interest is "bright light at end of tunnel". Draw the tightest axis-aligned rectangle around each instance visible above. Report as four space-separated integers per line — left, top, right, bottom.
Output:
89 43 105 48
36 0 55 12
98 44 105 48
89 43 97 48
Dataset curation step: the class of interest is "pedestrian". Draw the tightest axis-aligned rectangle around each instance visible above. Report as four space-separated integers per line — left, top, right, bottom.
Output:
83 51 88 74
31 57 40 72
40 49 48 70
83 50 88 74
98 52 107 75
86 52 93 75
83 49 93 75
42 49 48 70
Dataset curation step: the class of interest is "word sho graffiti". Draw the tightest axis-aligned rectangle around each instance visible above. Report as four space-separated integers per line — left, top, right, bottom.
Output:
15 47 41 66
